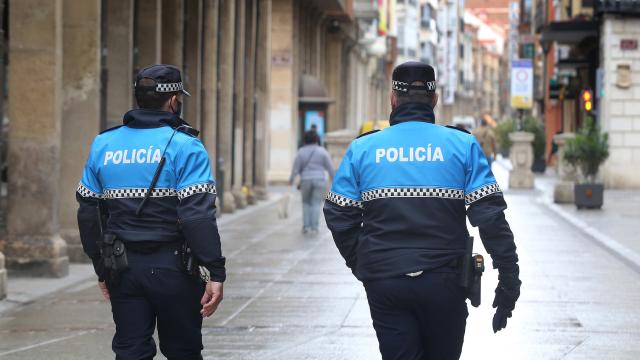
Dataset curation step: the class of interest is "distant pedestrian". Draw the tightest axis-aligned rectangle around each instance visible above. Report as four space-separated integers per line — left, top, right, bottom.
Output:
290 130 335 234
472 118 497 166
310 124 322 145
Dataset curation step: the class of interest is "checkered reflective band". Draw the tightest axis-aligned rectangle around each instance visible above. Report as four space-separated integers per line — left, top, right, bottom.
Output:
361 187 464 201
392 80 437 92
465 183 502 205
156 82 185 93
77 183 103 199
392 80 409 92
103 188 177 199
326 191 363 209
177 183 217 200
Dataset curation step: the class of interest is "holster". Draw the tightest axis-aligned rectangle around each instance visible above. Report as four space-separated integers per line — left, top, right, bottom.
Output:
179 242 200 277
101 234 129 284
466 254 484 307
459 236 484 308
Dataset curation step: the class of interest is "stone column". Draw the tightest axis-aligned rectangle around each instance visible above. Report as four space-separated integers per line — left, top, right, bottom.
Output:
4 0 68 276
60 0 102 262
323 33 345 131
0 252 6 299
243 0 258 204
232 0 248 208
183 0 203 129
218 0 237 212
105 0 134 128
508 132 535 189
201 0 219 168
134 0 162 70
253 0 272 200
268 0 295 183
161 0 184 67
553 133 577 203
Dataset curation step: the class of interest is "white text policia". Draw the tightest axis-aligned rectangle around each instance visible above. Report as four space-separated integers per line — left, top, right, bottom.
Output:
104 148 163 165
375 146 444 163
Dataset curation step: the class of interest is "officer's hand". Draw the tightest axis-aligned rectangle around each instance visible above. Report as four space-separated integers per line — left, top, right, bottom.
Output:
492 268 521 333
98 281 110 301
201 281 223 317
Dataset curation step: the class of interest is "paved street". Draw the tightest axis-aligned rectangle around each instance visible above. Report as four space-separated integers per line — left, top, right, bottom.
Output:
1 165 640 359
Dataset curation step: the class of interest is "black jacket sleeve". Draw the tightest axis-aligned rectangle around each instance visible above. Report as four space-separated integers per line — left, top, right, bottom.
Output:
177 192 226 282
467 193 518 270
76 192 106 280
323 201 363 271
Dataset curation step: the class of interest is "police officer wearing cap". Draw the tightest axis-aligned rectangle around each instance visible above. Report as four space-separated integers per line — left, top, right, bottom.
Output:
324 61 521 359
76 64 225 359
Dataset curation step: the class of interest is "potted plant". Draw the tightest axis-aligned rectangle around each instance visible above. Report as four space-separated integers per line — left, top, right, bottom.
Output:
563 118 609 209
522 117 547 173
495 120 515 157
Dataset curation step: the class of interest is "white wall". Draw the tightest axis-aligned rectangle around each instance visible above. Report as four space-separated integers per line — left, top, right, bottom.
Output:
600 15 640 189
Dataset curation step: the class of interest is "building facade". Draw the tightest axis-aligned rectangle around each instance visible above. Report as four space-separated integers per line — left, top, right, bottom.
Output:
532 0 640 188
267 0 394 182
0 0 274 295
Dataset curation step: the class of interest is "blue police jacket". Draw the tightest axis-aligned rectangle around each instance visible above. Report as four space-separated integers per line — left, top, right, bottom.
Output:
76 109 226 282
324 103 518 281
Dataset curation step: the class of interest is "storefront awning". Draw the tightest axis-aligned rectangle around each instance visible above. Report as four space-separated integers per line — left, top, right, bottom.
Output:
540 21 598 45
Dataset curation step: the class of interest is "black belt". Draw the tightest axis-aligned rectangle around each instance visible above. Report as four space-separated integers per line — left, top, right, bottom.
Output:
125 241 182 254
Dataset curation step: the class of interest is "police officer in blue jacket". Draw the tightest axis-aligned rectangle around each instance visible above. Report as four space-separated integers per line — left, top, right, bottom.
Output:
76 64 225 359
324 62 521 360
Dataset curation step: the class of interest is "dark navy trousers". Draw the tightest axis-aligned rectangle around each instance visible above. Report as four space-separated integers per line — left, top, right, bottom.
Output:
107 250 205 360
364 272 468 360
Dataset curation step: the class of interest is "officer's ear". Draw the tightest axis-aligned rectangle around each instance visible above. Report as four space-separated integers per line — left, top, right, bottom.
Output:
431 93 439 108
390 91 398 110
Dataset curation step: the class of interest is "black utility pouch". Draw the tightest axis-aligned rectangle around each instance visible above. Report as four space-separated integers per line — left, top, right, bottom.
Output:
112 239 129 271
101 234 129 272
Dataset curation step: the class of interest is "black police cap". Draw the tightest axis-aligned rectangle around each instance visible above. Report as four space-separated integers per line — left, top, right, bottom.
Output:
134 64 191 96
392 61 436 93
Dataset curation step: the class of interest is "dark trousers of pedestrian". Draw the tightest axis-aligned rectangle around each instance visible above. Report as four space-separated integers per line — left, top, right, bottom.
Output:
108 249 205 360
364 272 468 360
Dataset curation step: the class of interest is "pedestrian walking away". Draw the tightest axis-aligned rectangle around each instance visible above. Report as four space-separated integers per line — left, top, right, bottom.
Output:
472 117 497 167
324 61 522 360
289 130 335 234
76 64 226 360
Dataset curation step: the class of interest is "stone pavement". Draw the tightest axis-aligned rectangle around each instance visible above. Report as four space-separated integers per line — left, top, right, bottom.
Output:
1 169 640 359
535 169 640 264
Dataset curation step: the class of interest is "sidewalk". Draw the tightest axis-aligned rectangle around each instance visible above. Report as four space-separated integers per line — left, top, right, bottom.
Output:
497 157 640 272
0 192 286 316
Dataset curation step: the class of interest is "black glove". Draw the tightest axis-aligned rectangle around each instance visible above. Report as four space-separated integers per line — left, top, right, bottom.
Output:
492 265 521 333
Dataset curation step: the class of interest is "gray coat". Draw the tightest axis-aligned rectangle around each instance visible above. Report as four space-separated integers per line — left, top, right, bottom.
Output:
289 144 335 183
